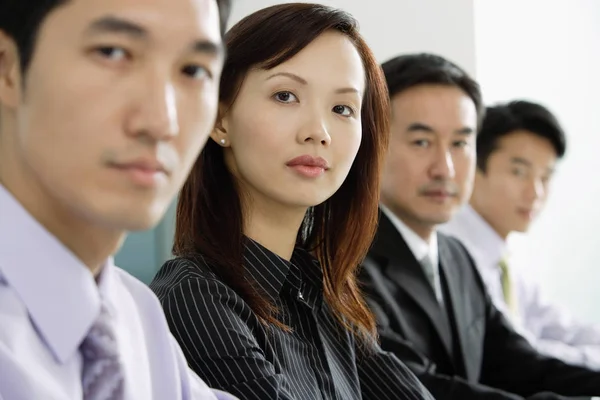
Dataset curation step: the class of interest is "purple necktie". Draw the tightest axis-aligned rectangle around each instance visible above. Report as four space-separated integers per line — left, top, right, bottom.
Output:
80 304 125 400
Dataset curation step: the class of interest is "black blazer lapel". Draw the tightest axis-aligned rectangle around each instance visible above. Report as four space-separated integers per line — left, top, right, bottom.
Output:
371 213 454 361
438 235 474 380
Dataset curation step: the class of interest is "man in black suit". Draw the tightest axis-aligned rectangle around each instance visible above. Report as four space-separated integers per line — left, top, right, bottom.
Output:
360 53 600 399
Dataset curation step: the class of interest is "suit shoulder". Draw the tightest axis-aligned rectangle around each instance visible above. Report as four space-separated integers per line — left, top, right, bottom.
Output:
149 255 221 300
438 232 481 275
149 257 257 334
438 232 488 291
438 232 474 259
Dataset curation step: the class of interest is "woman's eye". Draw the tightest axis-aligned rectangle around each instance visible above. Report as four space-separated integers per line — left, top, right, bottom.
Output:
333 105 354 117
274 91 298 103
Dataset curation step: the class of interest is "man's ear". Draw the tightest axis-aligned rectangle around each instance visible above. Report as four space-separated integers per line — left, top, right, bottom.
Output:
210 103 231 147
0 31 22 111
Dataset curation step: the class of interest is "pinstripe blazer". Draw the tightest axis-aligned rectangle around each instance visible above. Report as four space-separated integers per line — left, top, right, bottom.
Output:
150 238 434 400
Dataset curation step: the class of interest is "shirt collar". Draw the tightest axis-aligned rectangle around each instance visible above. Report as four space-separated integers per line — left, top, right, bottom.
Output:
244 238 323 309
0 184 112 363
441 204 507 269
380 205 438 266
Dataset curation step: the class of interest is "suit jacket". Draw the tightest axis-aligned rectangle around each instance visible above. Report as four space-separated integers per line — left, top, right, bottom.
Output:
360 211 600 400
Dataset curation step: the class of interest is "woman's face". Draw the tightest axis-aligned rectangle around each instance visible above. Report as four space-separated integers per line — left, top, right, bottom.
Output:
215 31 365 212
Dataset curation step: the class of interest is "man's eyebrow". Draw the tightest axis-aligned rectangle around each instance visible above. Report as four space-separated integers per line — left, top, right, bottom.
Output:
510 157 532 167
85 15 224 57
455 127 474 135
406 122 435 133
191 39 224 57
85 16 147 39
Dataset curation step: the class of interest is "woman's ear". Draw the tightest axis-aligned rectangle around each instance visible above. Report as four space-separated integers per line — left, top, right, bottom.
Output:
0 33 22 111
210 103 231 147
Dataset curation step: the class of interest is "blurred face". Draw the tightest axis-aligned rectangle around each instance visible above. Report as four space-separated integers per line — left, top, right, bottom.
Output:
470 130 557 238
0 0 223 232
381 84 477 237
215 31 365 212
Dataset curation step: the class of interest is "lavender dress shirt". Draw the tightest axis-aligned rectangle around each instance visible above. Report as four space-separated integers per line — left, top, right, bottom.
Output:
0 184 237 400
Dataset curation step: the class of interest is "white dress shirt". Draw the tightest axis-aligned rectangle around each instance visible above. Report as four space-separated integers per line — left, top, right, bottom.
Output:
441 204 600 370
380 205 443 303
0 184 237 400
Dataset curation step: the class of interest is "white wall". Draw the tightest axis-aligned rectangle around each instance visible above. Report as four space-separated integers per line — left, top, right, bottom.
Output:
229 0 477 75
474 0 600 322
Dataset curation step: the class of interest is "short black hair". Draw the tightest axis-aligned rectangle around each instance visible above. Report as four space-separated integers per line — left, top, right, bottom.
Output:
477 100 567 172
381 53 484 127
0 0 231 75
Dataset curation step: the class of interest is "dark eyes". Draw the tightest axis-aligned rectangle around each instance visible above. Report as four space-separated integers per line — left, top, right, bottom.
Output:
412 139 430 148
273 91 355 117
93 46 212 81
332 105 354 116
95 46 129 61
411 140 469 148
274 91 297 103
181 65 211 80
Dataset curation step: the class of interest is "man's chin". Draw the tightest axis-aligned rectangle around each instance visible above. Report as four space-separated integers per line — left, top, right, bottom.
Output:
124 213 164 232
512 224 531 234
426 208 458 226
416 215 453 229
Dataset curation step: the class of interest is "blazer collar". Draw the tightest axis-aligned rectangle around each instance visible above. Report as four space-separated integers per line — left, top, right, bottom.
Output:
370 211 455 359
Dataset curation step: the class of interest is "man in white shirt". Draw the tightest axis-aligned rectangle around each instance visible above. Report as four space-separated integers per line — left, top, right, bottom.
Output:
0 0 237 399
441 100 600 370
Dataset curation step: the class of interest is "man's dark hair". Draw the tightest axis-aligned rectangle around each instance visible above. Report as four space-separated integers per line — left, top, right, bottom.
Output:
476 100 567 172
0 0 231 75
381 53 484 127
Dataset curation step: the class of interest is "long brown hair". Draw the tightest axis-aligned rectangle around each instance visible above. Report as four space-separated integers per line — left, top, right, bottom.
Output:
174 3 390 344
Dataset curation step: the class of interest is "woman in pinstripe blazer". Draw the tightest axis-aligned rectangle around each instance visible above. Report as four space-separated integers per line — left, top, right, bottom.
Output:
150 3 434 400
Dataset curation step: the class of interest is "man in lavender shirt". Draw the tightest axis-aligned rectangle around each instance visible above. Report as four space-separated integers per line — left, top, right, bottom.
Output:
0 0 237 399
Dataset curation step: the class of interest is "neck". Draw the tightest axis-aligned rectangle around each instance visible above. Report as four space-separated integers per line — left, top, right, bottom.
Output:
243 194 307 261
0 143 123 276
381 200 435 243
37 209 124 276
404 219 435 243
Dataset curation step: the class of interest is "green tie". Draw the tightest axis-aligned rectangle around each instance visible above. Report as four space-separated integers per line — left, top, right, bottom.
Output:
498 258 519 319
